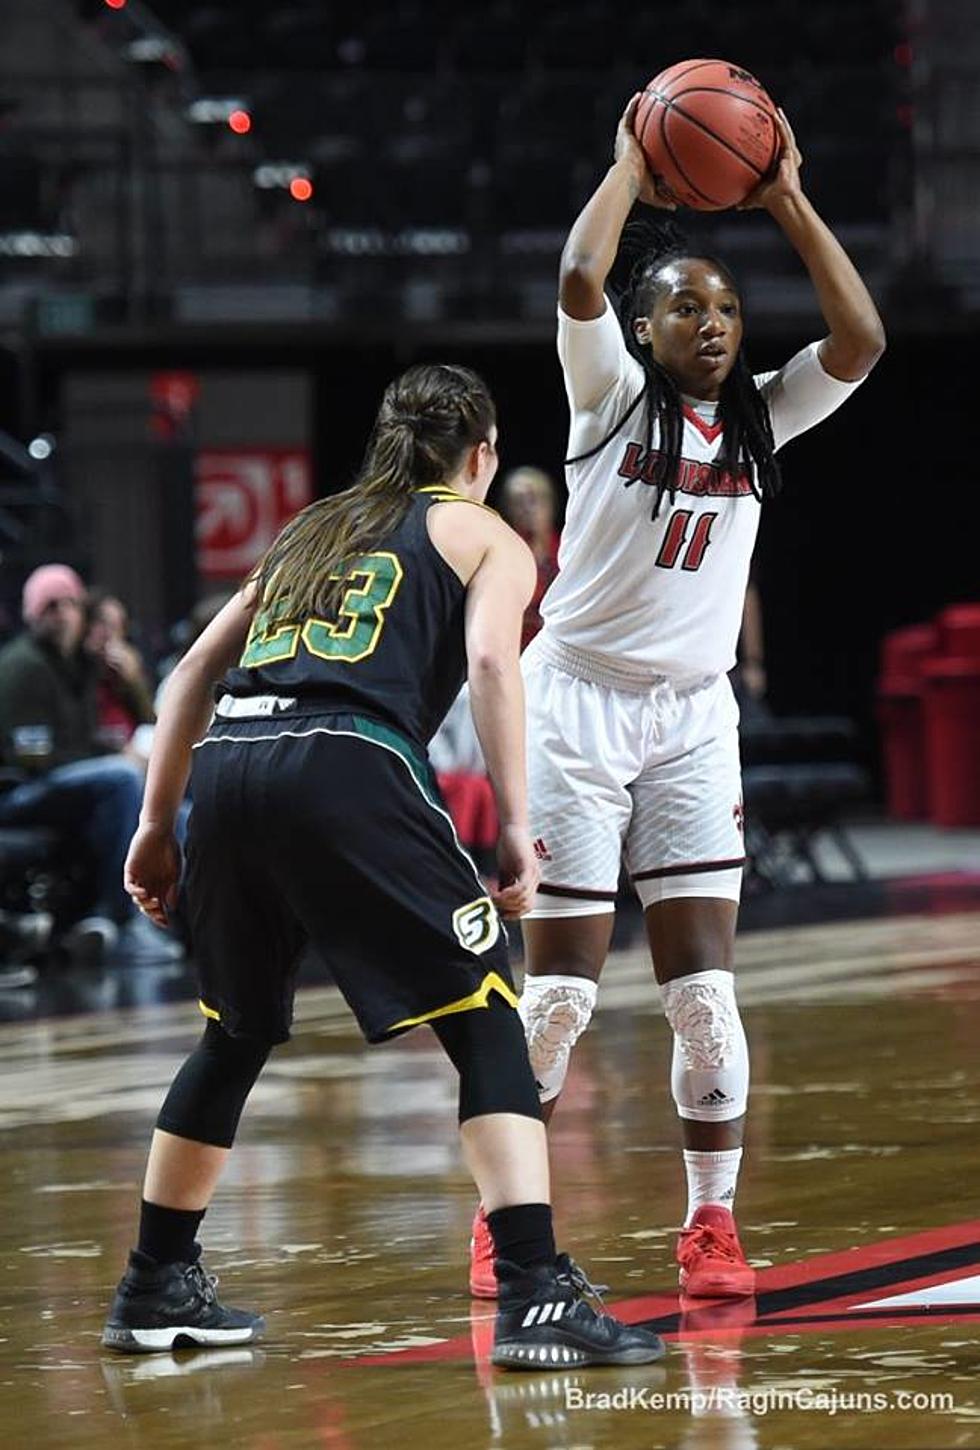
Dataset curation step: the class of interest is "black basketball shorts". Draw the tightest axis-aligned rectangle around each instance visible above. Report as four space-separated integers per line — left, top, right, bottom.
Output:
182 709 517 1045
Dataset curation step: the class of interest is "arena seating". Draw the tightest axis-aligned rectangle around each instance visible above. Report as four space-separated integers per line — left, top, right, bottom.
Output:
741 713 871 889
0 0 902 321
0 771 94 947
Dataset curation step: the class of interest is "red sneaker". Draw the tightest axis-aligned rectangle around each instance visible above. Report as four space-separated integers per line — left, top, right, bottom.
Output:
676 1205 755 1299
468 1204 498 1299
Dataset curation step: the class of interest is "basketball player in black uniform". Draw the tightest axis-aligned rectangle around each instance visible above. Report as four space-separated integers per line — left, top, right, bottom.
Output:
102 363 663 1370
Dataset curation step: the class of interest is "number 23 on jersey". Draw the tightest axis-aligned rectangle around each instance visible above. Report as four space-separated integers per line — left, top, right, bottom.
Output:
240 551 403 667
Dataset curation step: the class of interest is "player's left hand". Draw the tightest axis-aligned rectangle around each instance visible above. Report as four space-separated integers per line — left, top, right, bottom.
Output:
738 109 803 211
124 823 181 927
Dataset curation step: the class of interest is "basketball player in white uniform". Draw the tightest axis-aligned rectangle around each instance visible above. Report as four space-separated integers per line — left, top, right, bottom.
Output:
470 102 885 1299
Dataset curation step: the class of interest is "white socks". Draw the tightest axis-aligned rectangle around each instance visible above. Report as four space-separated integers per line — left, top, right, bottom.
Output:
683 1147 743 1225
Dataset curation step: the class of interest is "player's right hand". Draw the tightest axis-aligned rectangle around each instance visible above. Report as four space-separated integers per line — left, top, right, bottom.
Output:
124 823 181 928
493 824 540 919
614 94 678 209
738 108 803 211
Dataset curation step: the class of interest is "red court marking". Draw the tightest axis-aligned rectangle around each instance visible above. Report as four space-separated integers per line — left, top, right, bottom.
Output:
345 1220 980 1367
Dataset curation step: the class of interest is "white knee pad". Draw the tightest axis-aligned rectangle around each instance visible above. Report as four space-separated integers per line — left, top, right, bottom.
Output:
661 969 748 1122
518 974 597 1104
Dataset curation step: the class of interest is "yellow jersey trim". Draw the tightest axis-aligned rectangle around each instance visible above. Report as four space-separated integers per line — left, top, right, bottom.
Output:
198 999 221 1022
388 970 518 1032
415 486 497 514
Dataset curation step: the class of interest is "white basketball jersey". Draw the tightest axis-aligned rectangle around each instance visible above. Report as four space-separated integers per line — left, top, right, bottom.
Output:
539 298 865 685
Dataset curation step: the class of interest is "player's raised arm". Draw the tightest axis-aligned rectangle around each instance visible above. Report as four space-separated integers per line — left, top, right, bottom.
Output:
741 110 886 381
559 94 675 322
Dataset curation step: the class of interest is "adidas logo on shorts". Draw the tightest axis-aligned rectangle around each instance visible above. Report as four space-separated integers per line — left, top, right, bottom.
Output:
533 837 552 862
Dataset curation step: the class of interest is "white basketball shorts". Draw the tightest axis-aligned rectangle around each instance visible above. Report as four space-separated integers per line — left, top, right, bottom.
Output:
523 636 746 916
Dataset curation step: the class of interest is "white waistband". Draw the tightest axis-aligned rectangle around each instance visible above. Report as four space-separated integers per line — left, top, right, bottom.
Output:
530 635 715 697
214 693 298 719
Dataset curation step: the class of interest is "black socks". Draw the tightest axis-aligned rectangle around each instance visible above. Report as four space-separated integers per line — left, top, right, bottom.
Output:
137 1198 206 1266
486 1203 556 1271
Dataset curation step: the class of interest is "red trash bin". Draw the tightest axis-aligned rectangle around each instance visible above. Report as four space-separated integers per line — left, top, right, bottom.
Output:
881 623 939 677
937 602 980 660
876 624 939 820
921 657 980 827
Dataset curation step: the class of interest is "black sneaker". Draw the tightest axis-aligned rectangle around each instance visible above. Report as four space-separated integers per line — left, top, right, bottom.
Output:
492 1254 665 1370
102 1250 265 1353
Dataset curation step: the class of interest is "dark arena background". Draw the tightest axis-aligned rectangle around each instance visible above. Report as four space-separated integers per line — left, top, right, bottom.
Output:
2 2 980 1447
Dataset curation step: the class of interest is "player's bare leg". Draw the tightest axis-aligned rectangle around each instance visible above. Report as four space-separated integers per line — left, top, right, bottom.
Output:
646 896 742 1147
646 896 754 1298
103 1024 272 1352
521 913 614 1124
143 1129 229 1210
468 912 612 1296
142 1113 549 1221
461 1113 550 1208
438 996 662 1367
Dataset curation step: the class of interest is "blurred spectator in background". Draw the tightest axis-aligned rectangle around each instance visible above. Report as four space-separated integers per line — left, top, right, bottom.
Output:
149 593 236 846
0 565 179 965
429 684 498 872
85 591 155 756
497 466 560 650
734 575 768 721
0 906 49 989
155 592 234 709
432 469 561 857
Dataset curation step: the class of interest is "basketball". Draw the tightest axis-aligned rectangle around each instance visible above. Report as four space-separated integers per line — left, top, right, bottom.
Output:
633 58 780 211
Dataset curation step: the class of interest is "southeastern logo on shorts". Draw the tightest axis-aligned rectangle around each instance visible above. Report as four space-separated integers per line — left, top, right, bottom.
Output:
452 896 500 954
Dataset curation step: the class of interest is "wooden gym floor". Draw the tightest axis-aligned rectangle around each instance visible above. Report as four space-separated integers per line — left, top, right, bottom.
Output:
2 884 980 1449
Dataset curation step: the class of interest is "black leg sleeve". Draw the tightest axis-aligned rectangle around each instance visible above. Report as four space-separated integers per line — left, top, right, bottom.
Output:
431 994 541 1124
156 1020 272 1149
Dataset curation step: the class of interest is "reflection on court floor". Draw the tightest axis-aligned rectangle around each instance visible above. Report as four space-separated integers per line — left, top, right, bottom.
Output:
1 907 979 1448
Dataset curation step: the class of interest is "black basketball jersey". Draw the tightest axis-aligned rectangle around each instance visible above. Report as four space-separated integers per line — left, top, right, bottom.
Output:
220 487 480 745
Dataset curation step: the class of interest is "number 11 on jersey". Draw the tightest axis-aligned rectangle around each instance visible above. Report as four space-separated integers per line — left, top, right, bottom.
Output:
654 510 718 572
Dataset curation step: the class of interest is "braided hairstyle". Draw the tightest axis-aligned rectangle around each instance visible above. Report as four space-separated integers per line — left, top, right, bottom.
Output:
609 217 781 518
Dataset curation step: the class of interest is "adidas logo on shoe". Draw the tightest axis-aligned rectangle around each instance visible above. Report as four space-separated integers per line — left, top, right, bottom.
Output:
520 1300 567 1328
492 1254 664 1370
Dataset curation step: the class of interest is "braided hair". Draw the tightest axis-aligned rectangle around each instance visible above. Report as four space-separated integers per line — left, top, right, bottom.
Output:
603 218 781 519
